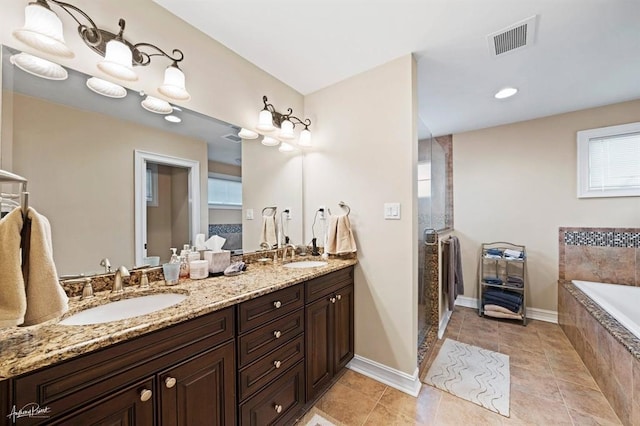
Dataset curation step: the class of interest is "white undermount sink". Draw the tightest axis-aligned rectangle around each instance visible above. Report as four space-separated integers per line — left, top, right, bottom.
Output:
283 260 328 269
59 293 188 326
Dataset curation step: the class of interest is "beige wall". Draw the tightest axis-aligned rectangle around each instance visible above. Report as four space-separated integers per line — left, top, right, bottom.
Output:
304 55 419 375
11 93 206 275
454 99 640 312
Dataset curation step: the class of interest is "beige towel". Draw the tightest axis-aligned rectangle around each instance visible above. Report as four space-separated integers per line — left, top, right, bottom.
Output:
484 310 523 320
22 207 68 325
326 215 357 255
260 215 277 248
0 208 27 327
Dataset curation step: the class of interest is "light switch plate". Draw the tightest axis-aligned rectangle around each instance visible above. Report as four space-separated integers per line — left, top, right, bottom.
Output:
246 209 254 220
384 203 401 220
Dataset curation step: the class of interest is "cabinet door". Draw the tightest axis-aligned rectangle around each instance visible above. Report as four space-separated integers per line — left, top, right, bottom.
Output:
333 284 354 372
159 341 236 426
305 296 333 401
48 378 155 426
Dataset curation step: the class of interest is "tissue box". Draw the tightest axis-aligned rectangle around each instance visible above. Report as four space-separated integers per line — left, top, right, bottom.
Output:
204 250 231 273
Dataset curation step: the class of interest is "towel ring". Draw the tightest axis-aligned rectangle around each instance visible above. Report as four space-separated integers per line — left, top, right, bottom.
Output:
327 201 351 216
261 206 277 217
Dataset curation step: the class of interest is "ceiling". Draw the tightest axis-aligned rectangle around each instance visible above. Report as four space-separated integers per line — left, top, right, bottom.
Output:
3 47 242 165
153 0 640 137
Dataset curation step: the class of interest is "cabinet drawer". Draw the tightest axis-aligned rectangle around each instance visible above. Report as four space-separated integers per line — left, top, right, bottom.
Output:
238 309 304 368
13 307 234 421
238 334 304 402
237 284 303 334
239 361 305 426
306 267 354 304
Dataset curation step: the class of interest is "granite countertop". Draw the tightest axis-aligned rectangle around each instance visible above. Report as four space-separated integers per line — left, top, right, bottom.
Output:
0 257 357 380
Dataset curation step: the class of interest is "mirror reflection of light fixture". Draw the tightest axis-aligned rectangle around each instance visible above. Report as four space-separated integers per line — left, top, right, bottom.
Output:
12 0 190 101
164 106 182 123
86 76 127 98
9 52 68 80
278 142 295 153
255 95 312 147
238 128 259 139
141 95 172 115
262 136 280 147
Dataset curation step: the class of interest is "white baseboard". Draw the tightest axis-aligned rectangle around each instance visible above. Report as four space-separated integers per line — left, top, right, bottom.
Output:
347 355 422 397
454 296 558 323
438 309 452 339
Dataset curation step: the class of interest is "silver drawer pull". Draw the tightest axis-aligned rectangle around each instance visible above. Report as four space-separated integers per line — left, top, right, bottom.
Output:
165 377 177 389
274 404 283 413
140 389 152 402
273 300 282 308
336 294 342 301
274 330 282 339
274 360 282 369
330 297 336 304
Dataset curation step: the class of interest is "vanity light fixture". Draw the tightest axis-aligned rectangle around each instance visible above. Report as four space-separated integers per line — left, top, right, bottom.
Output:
9 51 68 80
12 0 191 101
278 142 295 153
494 87 518 99
86 77 127 98
141 95 172 115
238 128 259 140
255 95 312 147
261 136 280 147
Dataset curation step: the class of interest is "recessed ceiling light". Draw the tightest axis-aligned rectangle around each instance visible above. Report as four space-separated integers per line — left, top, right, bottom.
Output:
165 115 181 123
494 87 518 99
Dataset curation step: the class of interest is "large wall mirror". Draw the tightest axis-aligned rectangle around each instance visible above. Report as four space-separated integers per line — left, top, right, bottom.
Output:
0 45 303 276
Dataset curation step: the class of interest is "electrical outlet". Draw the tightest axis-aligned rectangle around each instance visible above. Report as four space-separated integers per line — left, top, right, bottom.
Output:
318 205 326 220
285 208 292 220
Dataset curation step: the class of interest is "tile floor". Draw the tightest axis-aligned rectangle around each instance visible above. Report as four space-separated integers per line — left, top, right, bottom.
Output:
299 306 623 425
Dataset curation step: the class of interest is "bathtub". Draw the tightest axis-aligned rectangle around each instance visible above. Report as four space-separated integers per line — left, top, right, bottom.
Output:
572 280 640 340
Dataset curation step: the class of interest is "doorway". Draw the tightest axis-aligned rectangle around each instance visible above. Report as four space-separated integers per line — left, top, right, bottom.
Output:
134 151 200 266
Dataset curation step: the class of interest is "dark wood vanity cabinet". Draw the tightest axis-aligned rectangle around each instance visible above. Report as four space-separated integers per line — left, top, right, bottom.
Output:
236 283 306 426
305 267 354 401
7 307 236 426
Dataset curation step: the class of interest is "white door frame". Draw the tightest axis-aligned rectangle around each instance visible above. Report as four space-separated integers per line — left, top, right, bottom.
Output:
134 150 200 266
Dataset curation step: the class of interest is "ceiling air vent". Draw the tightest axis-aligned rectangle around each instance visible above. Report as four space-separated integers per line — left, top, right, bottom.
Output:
488 15 537 57
223 133 242 143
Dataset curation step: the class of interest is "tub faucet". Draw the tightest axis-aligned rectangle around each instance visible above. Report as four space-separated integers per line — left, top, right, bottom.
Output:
112 266 130 294
282 244 296 262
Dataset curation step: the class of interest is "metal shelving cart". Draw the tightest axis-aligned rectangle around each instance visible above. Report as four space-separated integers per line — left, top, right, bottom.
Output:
478 241 527 326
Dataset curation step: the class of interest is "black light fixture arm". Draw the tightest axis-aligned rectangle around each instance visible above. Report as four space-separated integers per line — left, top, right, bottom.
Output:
35 0 185 68
262 95 311 129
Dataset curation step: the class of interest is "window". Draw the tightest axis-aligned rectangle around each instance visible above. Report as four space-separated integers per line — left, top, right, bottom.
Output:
146 163 158 207
577 122 640 198
417 162 431 198
208 173 242 208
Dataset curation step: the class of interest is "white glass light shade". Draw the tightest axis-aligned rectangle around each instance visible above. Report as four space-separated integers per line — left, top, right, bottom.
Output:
238 128 259 139
158 65 191 101
298 128 312 147
97 39 138 81
13 3 74 58
278 142 295 153
256 109 275 132
10 52 67 80
164 115 182 123
86 77 127 98
261 136 280 147
278 119 295 140
494 87 518 99
141 96 172 114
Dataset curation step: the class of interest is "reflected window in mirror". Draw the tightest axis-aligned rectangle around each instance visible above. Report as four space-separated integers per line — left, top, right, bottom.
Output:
208 173 242 209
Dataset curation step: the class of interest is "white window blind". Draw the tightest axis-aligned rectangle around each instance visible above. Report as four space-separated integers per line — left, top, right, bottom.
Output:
577 122 640 198
208 175 242 207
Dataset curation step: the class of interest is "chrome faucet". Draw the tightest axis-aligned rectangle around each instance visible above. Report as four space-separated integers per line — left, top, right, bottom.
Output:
100 258 112 273
282 244 296 262
112 266 130 294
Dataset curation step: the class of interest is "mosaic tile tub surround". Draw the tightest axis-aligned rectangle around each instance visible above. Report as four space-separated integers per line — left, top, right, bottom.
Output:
559 227 640 285
558 227 640 425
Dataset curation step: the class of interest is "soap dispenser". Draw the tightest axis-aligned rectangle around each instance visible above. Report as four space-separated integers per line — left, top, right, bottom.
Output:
169 247 179 263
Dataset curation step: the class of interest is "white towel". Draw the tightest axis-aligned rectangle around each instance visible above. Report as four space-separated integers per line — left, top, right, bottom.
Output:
260 215 277 248
326 215 357 255
22 207 68 325
0 208 27 327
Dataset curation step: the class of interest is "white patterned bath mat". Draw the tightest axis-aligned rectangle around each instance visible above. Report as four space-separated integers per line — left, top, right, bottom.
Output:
424 338 510 416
